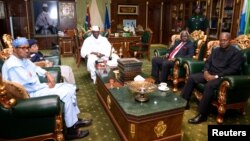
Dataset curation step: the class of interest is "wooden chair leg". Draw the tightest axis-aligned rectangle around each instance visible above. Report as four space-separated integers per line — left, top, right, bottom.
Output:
216 104 226 124
77 48 82 68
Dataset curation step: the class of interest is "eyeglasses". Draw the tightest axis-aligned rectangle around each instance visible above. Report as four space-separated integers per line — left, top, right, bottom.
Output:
17 47 30 50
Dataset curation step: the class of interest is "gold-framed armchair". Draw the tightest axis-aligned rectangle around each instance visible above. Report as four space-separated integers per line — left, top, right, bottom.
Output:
182 35 250 124
0 76 64 141
172 37 207 92
155 30 207 91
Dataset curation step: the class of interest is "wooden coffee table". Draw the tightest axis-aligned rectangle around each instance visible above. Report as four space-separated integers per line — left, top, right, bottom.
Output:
96 69 186 141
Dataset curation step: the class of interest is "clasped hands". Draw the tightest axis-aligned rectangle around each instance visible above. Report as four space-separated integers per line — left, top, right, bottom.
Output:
91 52 104 58
160 53 175 61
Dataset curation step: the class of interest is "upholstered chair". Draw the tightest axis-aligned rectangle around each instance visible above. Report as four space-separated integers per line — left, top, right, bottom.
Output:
182 38 250 124
129 28 153 60
172 38 207 91
0 75 64 141
153 30 207 91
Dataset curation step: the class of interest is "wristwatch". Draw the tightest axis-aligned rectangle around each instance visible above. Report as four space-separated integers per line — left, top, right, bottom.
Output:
214 75 219 79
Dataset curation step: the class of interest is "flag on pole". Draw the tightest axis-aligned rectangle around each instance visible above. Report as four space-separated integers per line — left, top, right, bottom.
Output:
239 0 248 35
89 0 103 28
104 4 111 31
85 4 91 31
244 0 250 34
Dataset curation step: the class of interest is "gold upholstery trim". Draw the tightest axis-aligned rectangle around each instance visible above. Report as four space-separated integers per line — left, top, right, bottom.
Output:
0 76 17 109
234 34 250 49
190 30 206 41
55 114 64 141
1 34 13 60
204 40 220 61
172 60 180 92
3 80 29 99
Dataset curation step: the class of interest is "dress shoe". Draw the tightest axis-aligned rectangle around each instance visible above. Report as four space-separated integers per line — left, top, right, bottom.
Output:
74 119 92 128
66 128 89 139
76 87 79 92
185 104 190 110
188 114 207 124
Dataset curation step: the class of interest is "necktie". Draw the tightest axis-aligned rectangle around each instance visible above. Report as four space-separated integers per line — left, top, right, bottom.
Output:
168 42 185 59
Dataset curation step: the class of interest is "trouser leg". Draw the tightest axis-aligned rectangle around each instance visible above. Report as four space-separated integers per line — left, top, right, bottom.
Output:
198 79 220 115
181 73 206 100
161 60 174 82
60 65 76 85
87 54 98 83
151 57 163 83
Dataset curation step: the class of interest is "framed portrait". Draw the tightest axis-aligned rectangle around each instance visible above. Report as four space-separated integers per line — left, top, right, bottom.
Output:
0 1 5 19
118 5 139 15
32 0 58 36
123 19 136 28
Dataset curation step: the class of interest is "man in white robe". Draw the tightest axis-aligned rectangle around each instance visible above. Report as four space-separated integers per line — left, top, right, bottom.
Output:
81 25 119 83
1 37 91 140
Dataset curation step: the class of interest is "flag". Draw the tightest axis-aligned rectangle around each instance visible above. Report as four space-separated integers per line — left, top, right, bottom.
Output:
244 0 250 34
85 4 91 31
89 0 103 28
239 0 248 35
104 5 111 31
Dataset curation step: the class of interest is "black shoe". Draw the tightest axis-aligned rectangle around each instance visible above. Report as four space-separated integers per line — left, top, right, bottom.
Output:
66 128 89 139
74 119 92 128
188 114 207 124
76 87 79 92
155 80 160 84
185 104 190 110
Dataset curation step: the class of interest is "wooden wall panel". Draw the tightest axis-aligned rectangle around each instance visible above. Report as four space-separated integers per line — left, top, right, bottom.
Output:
111 0 168 43
147 2 161 43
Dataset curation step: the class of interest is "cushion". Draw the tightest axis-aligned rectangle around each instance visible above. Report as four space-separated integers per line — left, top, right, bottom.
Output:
3 80 29 99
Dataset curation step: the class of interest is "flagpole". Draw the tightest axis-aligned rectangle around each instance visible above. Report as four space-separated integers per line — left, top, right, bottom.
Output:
104 2 111 34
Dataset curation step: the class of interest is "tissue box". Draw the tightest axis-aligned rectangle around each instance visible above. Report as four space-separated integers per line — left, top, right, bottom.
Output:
117 58 142 82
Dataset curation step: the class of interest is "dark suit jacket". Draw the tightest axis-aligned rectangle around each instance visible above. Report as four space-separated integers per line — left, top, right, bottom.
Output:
168 40 195 59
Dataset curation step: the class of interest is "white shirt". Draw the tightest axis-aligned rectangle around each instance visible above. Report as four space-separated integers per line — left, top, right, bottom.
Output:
81 34 112 58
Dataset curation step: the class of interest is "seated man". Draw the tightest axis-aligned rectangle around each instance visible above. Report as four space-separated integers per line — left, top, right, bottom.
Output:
151 30 194 84
181 32 245 124
28 39 77 88
81 25 119 84
1 37 92 139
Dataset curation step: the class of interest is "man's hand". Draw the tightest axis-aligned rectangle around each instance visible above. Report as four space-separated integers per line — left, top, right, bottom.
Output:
165 53 169 59
46 72 55 88
91 52 104 58
204 71 217 81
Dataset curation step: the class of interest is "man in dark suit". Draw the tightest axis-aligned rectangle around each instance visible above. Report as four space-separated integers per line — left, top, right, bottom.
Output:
181 32 245 124
151 30 195 83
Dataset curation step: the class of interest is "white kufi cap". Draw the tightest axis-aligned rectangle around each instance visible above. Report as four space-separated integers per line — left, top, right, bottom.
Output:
91 25 99 31
42 3 48 7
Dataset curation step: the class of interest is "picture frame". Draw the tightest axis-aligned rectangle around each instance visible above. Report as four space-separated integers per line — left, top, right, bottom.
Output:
32 0 59 36
118 5 139 15
59 2 74 19
123 19 136 28
0 1 5 19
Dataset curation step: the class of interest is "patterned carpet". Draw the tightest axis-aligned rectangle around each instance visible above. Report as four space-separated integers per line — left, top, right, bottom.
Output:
54 44 250 141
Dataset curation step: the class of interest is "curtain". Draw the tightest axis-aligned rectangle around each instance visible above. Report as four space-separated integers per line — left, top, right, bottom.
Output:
76 0 111 31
